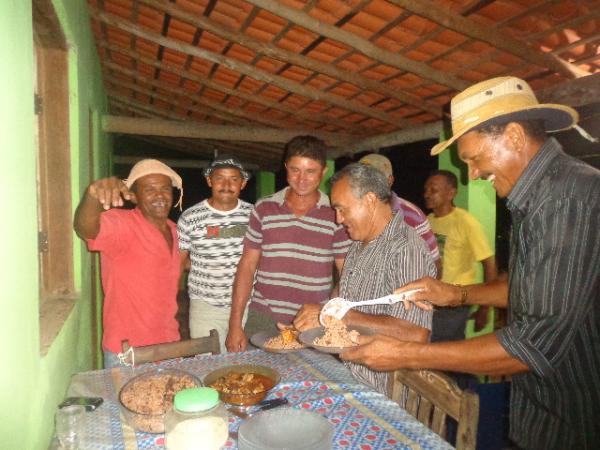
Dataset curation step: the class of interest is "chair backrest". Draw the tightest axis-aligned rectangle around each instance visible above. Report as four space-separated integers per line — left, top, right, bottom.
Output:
121 329 220 366
391 369 479 450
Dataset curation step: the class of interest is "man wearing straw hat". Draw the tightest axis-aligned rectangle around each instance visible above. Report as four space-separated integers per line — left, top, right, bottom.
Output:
74 159 183 369
341 77 599 449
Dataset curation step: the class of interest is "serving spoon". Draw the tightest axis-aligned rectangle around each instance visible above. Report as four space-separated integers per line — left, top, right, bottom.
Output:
319 289 424 325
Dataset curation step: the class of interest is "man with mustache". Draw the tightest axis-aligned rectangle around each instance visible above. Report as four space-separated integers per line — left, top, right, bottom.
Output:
342 77 599 450
74 159 183 368
177 158 252 352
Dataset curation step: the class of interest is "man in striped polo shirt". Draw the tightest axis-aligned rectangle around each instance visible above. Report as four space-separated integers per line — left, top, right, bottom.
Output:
295 163 436 395
178 158 253 352
226 136 351 352
345 77 599 449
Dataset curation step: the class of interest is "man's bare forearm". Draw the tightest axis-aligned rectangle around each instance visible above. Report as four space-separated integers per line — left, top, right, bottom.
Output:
345 309 429 342
463 278 508 308
404 333 528 376
73 190 104 239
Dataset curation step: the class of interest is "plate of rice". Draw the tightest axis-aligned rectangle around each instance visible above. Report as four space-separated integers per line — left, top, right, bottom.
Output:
250 328 306 353
298 320 375 354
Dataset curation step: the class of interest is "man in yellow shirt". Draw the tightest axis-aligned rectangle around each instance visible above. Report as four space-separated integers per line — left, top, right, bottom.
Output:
424 170 497 341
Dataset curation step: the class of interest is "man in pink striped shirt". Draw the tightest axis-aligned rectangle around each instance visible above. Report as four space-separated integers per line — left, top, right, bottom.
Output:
359 153 441 275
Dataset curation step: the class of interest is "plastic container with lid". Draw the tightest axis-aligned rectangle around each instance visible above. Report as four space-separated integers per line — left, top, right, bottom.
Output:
165 387 229 450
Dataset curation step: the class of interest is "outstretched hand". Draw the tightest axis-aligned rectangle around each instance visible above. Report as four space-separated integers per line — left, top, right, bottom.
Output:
394 276 459 310
340 334 421 371
88 176 132 210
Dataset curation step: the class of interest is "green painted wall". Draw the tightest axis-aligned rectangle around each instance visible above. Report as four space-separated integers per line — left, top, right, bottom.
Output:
256 171 275 199
0 0 111 448
438 143 496 338
319 159 335 194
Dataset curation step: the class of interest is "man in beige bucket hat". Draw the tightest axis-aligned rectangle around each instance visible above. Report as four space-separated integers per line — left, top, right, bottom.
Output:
342 77 599 449
74 159 183 369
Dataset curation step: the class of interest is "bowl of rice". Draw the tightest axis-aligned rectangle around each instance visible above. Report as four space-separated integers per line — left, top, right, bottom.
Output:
118 368 202 433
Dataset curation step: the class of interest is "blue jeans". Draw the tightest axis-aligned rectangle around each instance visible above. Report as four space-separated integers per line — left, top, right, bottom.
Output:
103 350 122 369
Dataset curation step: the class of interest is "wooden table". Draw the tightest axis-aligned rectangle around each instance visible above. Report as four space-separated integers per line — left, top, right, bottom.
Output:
57 349 453 449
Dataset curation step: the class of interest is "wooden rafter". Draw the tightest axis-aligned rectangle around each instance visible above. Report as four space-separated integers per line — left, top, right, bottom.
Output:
101 116 355 147
138 0 441 117
387 0 587 79
104 61 312 129
99 42 372 134
90 6 410 127
244 0 470 90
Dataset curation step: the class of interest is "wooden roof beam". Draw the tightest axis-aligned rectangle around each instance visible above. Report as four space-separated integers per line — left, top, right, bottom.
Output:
101 116 355 148
104 61 309 129
90 6 407 127
244 0 469 91
387 0 587 79
104 74 248 125
99 42 370 134
330 121 443 157
138 0 440 116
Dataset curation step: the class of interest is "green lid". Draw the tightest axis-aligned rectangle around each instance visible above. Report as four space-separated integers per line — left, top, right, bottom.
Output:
174 387 220 412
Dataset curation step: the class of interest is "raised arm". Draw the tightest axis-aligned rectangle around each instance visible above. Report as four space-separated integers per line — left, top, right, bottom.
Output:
74 177 131 239
226 247 261 352
395 276 509 309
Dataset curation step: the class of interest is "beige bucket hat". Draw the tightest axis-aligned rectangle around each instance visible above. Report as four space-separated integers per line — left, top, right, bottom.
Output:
359 153 393 178
430 76 579 155
124 159 183 208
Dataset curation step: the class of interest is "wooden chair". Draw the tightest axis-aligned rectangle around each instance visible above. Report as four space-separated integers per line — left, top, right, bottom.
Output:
120 329 220 366
391 369 479 450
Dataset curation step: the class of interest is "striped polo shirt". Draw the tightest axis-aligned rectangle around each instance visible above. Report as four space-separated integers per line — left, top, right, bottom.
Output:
340 212 436 395
497 138 600 450
390 192 440 263
245 187 351 322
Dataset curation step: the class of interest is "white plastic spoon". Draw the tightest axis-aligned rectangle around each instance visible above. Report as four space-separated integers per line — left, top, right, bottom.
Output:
319 289 424 325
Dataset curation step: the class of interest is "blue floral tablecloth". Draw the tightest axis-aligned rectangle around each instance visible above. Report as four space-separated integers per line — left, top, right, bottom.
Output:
67 349 453 449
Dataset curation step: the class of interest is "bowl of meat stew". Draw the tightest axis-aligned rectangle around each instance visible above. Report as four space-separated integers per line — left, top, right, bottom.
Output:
203 364 280 406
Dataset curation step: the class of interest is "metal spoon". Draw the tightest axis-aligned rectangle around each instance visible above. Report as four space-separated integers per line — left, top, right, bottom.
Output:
227 397 289 419
319 289 424 324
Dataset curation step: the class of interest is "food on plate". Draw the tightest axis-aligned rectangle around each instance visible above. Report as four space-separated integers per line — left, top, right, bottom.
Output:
264 327 305 350
119 370 199 433
209 372 273 395
314 317 360 348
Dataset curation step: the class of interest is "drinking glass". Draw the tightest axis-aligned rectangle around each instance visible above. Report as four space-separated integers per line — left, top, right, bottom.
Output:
55 405 84 450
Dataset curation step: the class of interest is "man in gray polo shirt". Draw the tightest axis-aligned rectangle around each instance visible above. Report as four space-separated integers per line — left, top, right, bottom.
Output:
294 163 436 395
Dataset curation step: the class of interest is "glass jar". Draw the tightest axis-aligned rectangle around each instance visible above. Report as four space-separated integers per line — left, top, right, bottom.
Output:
165 387 229 450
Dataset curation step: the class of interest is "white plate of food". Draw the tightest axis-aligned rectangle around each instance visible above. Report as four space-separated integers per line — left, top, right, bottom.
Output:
250 328 306 353
298 324 375 354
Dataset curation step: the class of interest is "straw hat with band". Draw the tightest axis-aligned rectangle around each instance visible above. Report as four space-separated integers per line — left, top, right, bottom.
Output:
124 159 183 209
430 76 582 156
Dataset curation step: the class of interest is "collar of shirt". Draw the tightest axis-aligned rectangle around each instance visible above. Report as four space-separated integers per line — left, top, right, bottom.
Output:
506 137 562 215
271 186 331 208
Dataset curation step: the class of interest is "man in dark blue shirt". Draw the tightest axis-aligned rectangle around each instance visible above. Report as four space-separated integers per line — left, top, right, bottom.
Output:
342 76 599 450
